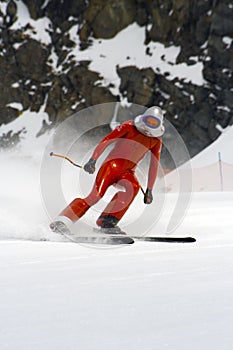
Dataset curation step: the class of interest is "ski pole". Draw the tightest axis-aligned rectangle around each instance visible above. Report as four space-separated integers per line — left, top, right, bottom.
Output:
140 186 145 196
49 152 83 169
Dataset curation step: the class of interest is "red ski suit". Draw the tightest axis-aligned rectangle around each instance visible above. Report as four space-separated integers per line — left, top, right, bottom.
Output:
60 120 162 225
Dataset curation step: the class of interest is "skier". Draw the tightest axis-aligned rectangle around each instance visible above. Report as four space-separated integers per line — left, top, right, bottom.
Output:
50 106 165 235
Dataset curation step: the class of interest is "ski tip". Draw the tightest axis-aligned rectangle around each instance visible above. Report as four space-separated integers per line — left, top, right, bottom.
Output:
186 237 196 242
131 236 196 243
107 236 134 245
126 237 135 244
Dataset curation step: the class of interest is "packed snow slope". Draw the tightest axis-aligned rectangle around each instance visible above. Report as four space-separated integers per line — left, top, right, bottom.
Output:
1 226 233 350
0 117 233 349
0 3 232 348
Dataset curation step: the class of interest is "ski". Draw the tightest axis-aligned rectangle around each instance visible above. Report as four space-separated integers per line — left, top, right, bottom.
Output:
60 231 134 245
93 228 195 243
60 232 195 245
92 228 195 243
55 227 195 245
131 236 196 243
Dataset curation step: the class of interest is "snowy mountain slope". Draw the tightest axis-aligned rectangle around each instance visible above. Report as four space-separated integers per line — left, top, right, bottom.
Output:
0 15 211 167
1 0 232 162
164 125 233 192
0 115 233 349
0 3 232 349
1 197 233 350
190 125 233 166
0 7 233 342
68 22 206 94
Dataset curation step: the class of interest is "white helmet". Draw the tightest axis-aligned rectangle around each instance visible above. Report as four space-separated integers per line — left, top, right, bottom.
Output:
134 106 165 137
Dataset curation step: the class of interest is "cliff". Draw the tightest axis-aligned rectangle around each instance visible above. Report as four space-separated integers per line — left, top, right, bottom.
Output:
0 0 232 157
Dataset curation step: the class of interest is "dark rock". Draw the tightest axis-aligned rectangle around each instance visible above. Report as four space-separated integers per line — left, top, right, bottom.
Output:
195 14 211 46
192 86 209 104
222 90 233 110
0 107 20 126
189 122 210 145
192 106 213 129
22 0 87 23
203 60 232 88
229 115 233 126
22 0 45 19
84 0 137 38
210 2 233 36
146 4 173 45
78 23 92 50
117 66 156 106
208 34 231 67
214 108 232 128
15 39 50 81
45 64 117 123
6 0 17 25
208 119 221 141
135 6 148 26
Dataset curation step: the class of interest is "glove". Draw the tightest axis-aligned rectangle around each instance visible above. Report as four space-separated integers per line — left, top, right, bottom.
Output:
144 188 153 204
84 158 96 174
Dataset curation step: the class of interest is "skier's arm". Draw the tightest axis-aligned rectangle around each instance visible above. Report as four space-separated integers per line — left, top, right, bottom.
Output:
84 122 130 173
91 122 129 161
147 138 162 191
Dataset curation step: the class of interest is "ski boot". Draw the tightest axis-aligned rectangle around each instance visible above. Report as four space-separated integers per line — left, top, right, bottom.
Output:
96 215 126 235
50 221 71 235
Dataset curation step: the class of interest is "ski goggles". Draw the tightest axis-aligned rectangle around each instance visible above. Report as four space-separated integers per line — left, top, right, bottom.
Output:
142 115 161 129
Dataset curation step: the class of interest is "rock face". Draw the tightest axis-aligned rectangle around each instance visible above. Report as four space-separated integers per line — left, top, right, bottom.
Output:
0 0 232 159
81 0 136 39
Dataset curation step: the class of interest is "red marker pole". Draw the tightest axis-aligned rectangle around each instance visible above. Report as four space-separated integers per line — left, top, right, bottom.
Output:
218 152 224 191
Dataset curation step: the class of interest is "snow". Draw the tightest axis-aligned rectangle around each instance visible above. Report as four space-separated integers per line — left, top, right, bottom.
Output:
1 196 233 350
1 229 233 350
0 107 51 150
0 4 233 349
222 36 233 49
164 126 233 192
190 126 233 166
6 102 23 111
0 119 233 349
67 23 205 94
1 1 52 46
